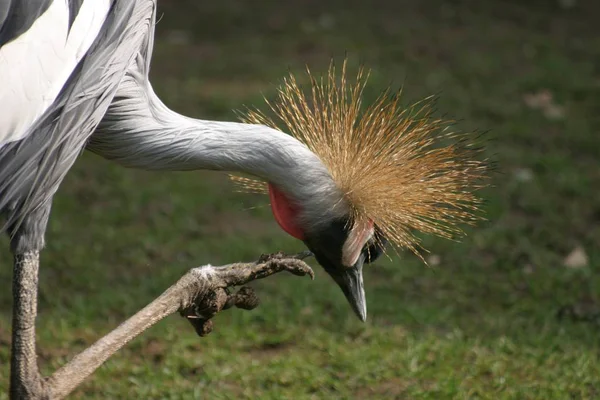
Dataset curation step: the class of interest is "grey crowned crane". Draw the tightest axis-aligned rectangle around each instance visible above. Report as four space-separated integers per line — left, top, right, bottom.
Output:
0 0 488 398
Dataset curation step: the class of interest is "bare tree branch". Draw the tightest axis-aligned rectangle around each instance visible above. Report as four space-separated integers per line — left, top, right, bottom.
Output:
42 252 314 399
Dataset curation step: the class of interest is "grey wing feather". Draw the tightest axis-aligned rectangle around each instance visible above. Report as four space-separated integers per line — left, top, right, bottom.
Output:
0 0 53 46
67 0 85 32
0 0 157 234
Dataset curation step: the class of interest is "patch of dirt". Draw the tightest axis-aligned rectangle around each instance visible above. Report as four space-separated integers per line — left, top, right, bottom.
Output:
243 340 296 360
178 364 205 378
355 378 415 399
143 338 168 364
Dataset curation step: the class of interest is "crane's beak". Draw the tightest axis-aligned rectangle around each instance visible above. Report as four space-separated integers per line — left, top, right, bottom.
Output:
331 253 367 321
301 218 371 322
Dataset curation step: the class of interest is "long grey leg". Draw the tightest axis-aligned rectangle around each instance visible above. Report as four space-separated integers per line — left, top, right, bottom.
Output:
9 203 51 400
10 251 44 399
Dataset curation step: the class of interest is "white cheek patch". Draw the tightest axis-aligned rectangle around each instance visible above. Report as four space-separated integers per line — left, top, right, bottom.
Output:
341 219 375 267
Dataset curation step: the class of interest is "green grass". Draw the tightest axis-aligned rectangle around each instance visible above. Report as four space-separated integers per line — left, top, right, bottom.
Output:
2 0 600 398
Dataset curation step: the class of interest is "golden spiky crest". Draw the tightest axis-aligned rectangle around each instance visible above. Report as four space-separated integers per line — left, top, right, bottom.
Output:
232 60 489 260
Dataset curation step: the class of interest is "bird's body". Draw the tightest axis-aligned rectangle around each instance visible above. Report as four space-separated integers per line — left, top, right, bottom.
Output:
1 1 487 398
1 0 155 254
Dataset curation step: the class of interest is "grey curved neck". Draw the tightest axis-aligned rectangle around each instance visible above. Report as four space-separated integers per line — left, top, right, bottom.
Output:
89 72 346 226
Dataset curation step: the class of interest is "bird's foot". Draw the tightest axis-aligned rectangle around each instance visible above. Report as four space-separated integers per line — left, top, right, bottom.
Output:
180 251 314 336
257 250 314 263
247 250 315 281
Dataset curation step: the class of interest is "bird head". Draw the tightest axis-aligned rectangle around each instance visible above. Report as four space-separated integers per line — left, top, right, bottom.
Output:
232 60 489 321
267 182 387 321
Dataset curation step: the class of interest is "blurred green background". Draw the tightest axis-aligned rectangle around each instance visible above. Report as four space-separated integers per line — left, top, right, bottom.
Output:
1 0 600 398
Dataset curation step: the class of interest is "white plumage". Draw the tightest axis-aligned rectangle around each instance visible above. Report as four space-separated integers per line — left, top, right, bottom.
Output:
0 0 111 147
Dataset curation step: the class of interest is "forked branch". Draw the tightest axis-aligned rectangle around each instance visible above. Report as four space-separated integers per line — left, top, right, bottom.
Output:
42 252 314 399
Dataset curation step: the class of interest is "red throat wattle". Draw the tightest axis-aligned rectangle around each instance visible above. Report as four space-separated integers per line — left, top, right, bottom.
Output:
268 183 305 240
